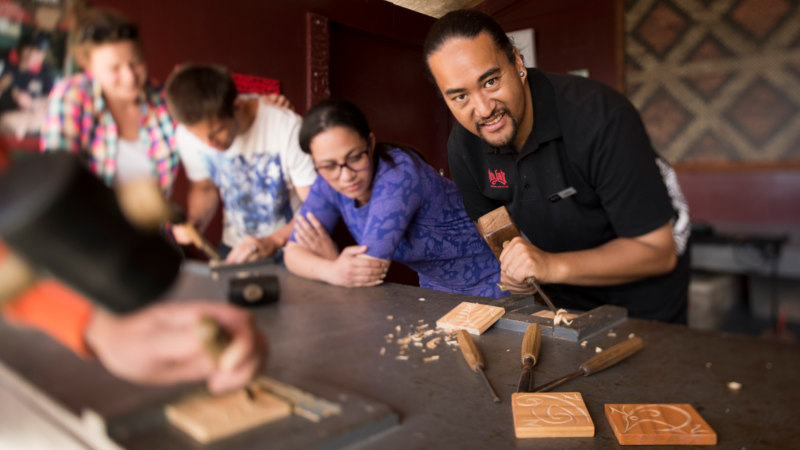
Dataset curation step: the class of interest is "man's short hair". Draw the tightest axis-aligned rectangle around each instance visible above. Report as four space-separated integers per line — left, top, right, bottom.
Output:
422 9 516 78
165 64 238 125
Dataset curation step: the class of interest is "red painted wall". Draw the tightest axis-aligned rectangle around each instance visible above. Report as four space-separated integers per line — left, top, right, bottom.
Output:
96 0 434 114
480 0 619 90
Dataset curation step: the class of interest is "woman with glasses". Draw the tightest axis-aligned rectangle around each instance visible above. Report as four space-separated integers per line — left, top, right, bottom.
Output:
284 99 505 298
40 6 178 195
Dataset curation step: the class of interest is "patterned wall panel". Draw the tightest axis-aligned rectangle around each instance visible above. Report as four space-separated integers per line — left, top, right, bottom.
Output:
625 0 800 164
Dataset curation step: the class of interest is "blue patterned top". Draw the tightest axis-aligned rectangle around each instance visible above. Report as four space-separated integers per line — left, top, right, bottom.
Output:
293 148 504 298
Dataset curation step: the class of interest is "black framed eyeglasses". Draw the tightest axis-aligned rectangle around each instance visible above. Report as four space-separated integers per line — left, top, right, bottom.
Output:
314 150 370 179
79 24 139 44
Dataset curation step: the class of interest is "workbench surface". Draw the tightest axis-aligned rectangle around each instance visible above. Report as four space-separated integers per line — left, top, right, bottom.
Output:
1 262 799 449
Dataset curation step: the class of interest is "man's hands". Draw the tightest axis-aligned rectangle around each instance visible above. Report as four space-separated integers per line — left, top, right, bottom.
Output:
324 246 389 287
293 212 338 260
85 301 266 394
262 93 293 111
498 237 554 294
226 234 281 264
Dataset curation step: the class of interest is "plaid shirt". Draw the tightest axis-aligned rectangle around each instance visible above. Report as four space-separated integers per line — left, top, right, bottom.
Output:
40 73 179 195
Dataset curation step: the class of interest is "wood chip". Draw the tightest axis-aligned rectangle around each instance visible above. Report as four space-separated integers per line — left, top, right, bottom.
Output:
395 325 401 333
607 330 617 337
595 346 603 353
628 333 635 339
580 340 588 348
423 355 439 362
395 355 408 361
379 347 386 356
426 337 442 349
418 297 426 302
727 381 742 391
386 315 394 320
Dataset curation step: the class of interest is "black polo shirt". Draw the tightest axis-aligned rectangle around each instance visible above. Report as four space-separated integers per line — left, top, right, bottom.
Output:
448 69 689 323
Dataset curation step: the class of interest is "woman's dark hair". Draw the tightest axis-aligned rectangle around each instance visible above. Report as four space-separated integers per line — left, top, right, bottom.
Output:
299 99 424 166
422 9 515 79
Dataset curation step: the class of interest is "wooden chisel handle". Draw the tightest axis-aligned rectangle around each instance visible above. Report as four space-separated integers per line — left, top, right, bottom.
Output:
580 337 643 376
183 223 222 261
456 329 484 371
521 323 542 365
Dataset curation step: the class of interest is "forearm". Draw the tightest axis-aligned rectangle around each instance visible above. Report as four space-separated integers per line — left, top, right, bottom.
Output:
186 181 218 232
549 234 677 286
284 242 335 283
259 219 295 250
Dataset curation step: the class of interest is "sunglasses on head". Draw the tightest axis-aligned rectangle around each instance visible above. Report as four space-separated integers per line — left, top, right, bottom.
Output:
79 24 139 43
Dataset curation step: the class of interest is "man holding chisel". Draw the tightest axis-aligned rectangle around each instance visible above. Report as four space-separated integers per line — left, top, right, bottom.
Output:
424 10 690 323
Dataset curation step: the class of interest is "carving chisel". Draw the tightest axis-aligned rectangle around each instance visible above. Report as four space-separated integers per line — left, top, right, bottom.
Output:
517 323 542 392
456 330 501 403
533 337 644 393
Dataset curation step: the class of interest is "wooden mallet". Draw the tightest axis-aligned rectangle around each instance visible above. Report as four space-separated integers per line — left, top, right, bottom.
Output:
476 206 560 316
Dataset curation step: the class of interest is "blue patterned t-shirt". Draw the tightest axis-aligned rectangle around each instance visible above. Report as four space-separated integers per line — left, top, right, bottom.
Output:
177 100 317 247
293 148 504 298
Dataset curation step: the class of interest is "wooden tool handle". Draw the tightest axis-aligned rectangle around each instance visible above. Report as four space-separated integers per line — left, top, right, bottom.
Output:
521 323 542 365
456 329 484 371
197 317 232 363
183 223 222 261
579 337 643 376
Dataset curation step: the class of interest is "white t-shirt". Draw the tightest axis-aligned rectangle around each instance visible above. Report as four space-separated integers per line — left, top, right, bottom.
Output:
115 138 154 185
176 99 317 247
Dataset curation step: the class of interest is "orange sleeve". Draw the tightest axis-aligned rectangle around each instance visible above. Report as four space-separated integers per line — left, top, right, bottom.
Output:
2 277 95 358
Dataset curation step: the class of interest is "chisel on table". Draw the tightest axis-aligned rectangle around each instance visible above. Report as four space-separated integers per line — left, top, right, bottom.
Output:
533 337 644 393
456 330 501 403
517 323 542 392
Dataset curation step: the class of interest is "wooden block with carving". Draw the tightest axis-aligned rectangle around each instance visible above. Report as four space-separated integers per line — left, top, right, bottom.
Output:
512 392 595 438
605 403 717 445
436 301 505 335
165 385 292 444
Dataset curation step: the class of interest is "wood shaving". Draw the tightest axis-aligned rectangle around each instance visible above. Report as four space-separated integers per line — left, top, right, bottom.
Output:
553 308 574 326
727 381 742 391
423 355 439 363
413 342 423 348
595 346 603 353
426 337 442 349
418 319 424 323
416 324 430 330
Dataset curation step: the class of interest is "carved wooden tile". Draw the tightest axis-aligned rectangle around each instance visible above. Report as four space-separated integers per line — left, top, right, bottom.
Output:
166 387 292 443
436 302 505 335
512 392 595 438
605 403 717 445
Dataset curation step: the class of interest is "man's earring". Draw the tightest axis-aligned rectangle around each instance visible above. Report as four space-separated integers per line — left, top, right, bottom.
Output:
520 71 525 78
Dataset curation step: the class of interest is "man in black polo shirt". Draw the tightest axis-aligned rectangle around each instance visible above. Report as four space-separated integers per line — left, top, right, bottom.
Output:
423 10 690 322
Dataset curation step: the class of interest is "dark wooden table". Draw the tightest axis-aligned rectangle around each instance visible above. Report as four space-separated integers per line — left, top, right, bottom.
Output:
1 262 798 449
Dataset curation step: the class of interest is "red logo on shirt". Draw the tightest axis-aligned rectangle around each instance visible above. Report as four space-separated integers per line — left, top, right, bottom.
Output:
488 169 508 188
